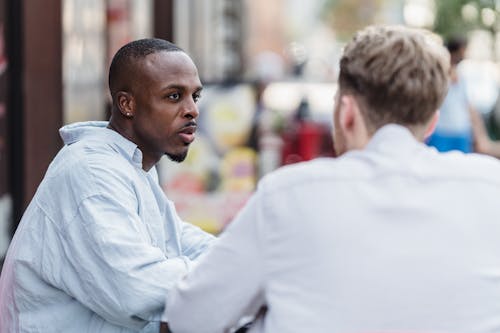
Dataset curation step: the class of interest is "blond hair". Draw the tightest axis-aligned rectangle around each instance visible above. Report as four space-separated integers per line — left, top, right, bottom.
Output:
338 25 450 133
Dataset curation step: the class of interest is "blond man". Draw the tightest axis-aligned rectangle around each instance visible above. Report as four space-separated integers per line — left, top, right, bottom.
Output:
164 25 500 333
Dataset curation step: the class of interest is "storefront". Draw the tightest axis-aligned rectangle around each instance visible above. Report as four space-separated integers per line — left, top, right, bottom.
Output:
0 0 9 257
0 0 173 262
0 0 338 261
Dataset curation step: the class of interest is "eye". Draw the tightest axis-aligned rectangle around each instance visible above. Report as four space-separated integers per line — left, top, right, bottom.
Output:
193 92 202 103
167 92 181 101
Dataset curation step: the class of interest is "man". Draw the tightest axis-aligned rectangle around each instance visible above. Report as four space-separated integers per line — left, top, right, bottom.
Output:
165 25 500 332
0 38 214 332
472 101 500 157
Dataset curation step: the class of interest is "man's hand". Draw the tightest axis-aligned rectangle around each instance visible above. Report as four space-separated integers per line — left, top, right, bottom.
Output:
160 322 171 333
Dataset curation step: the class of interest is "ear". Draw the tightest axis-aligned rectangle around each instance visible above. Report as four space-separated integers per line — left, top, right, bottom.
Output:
116 91 135 118
423 111 439 140
338 95 369 149
338 95 356 134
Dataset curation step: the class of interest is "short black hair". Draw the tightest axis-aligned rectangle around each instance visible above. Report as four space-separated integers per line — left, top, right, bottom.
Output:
445 35 467 54
108 38 184 98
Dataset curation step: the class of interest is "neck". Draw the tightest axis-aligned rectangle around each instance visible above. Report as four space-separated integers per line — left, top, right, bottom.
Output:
107 117 126 137
107 116 158 171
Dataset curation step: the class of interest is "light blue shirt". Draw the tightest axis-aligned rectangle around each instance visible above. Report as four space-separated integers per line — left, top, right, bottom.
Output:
435 76 471 134
0 121 215 333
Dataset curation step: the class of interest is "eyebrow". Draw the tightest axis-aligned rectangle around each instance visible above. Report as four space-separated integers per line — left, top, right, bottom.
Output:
162 84 203 93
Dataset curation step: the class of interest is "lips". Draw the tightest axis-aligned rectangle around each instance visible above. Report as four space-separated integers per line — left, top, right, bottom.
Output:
178 124 197 144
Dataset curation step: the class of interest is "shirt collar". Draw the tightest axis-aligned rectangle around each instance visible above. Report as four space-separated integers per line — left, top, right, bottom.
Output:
60 121 144 168
364 124 421 155
104 127 144 168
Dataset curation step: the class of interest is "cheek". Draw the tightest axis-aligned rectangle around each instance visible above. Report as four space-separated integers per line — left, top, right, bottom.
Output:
151 112 176 133
332 112 345 155
332 107 340 137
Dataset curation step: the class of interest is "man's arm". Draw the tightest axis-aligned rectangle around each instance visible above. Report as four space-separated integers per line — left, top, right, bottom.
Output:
163 199 215 260
165 194 266 333
39 163 198 331
179 219 216 259
469 105 500 158
160 322 171 333
44 194 193 330
158 171 215 261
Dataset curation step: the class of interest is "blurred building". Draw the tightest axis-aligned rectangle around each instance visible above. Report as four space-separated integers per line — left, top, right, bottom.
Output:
1 0 476 255
0 0 362 255
0 0 253 256
0 0 176 259
175 0 246 82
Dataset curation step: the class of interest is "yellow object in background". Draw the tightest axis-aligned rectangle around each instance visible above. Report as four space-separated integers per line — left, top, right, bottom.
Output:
220 147 257 192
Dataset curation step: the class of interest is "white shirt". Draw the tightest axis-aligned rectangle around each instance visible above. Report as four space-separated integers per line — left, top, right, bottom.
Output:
0 121 215 333
167 124 500 333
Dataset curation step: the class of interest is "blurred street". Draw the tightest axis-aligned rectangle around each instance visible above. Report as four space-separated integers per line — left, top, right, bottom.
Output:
1 0 500 262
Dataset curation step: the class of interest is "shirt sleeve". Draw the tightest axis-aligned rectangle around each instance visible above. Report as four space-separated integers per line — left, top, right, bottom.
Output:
38 162 196 331
165 193 266 333
158 170 216 261
42 194 193 331
179 219 216 260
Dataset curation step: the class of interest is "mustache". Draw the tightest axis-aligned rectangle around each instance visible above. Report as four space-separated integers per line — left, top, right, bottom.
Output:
180 121 197 129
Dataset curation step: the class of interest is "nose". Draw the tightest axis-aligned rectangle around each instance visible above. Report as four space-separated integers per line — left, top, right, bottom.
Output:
182 98 199 119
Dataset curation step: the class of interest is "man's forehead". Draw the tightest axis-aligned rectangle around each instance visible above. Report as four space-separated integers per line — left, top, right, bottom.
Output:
134 51 201 86
141 50 195 71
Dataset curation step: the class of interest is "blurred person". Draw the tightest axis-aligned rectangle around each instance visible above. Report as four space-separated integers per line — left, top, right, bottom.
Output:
163 25 500 333
427 35 478 153
0 38 215 333
470 97 500 158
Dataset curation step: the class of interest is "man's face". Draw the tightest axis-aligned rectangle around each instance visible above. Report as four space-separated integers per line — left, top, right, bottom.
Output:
332 90 348 156
130 51 202 164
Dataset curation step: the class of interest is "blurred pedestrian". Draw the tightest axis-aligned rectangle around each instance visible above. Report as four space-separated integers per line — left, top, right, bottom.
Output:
164 25 500 333
469 93 500 158
0 38 215 333
427 35 478 153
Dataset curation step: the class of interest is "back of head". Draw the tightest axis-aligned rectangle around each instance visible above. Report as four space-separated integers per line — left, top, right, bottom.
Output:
338 25 450 133
445 35 467 53
445 35 468 65
108 38 184 102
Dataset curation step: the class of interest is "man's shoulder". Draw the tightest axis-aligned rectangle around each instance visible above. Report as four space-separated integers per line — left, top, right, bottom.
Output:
259 156 367 192
260 149 500 192
50 138 134 177
432 151 500 181
39 140 139 203
31 141 142 226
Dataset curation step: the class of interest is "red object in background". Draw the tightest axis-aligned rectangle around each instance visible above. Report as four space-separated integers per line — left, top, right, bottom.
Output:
106 0 132 70
282 120 332 165
281 99 334 165
297 121 324 161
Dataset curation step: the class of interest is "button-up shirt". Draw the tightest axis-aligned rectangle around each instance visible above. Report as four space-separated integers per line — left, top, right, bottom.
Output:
167 124 500 333
0 121 214 333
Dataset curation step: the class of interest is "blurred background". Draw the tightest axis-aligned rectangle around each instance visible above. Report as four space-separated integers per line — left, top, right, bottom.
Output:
0 0 499 259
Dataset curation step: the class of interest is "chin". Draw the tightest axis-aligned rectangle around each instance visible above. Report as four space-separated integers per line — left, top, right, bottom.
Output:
166 151 188 163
